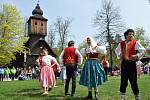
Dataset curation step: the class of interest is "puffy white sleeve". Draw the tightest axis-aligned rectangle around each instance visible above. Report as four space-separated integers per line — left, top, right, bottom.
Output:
135 41 146 59
96 46 107 55
115 43 122 59
80 48 86 56
59 50 64 64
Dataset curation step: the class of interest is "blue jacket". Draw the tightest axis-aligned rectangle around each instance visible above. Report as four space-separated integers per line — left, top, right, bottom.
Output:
0 67 4 74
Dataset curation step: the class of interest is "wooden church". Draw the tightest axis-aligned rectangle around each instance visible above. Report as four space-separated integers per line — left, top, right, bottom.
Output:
12 3 56 68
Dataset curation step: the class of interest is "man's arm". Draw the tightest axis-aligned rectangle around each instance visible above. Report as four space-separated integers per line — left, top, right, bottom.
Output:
75 49 83 65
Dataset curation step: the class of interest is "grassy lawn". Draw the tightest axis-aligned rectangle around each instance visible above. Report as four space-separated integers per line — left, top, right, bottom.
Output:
0 75 150 100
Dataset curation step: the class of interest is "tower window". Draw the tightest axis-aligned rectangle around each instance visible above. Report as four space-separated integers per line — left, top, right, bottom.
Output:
35 22 37 25
41 23 43 26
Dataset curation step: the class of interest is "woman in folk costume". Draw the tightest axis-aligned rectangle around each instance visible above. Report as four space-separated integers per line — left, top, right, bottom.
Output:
36 48 60 95
115 29 146 100
79 37 107 100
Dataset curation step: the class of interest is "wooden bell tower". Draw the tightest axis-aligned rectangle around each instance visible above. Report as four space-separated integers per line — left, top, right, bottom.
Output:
23 3 56 67
11 2 56 68
27 3 47 37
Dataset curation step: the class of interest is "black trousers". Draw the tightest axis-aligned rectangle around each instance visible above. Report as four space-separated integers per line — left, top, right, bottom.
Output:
65 65 77 95
0 74 4 81
120 60 139 95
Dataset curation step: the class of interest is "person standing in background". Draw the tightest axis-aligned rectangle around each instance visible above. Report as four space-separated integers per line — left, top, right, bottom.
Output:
101 57 109 80
136 60 143 79
0 66 4 81
10 66 16 81
4 67 10 81
59 64 67 85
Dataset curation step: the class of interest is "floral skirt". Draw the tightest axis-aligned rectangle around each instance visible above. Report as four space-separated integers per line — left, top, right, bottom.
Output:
79 59 106 88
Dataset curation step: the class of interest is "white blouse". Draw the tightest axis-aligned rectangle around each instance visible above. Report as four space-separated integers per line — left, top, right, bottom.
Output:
36 55 57 66
80 46 107 56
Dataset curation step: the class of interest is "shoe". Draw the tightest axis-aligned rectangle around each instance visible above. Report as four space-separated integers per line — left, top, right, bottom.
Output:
135 94 141 100
65 93 70 96
95 91 99 100
54 85 58 87
71 94 74 97
48 88 52 91
86 91 92 99
120 93 125 100
41 92 48 96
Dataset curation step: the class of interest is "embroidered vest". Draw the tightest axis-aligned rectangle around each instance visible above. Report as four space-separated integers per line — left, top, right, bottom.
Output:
63 47 78 65
120 40 136 60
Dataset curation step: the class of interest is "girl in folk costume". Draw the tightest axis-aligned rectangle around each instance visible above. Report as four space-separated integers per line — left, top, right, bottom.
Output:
79 37 107 100
115 29 146 100
36 48 60 95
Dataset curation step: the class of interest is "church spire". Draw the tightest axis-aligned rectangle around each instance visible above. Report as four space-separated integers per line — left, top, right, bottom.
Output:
32 0 43 16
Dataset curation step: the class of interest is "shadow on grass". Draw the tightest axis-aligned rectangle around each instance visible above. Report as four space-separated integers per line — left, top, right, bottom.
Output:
4 88 88 100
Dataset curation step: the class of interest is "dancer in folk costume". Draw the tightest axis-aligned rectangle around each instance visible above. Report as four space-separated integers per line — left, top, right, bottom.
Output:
115 29 146 100
59 40 83 97
136 60 143 79
79 37 107 100
36 48 60 95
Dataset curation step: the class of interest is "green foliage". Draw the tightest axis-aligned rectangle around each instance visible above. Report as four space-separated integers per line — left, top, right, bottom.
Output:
134 27 150 56
134 27 149 47
0 4 28 66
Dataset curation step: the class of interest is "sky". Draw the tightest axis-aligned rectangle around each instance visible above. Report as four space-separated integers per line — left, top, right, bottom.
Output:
1 0 150 47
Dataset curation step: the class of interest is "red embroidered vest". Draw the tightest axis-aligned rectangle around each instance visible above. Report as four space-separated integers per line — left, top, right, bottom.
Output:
63 47 78 64
120 40 137 60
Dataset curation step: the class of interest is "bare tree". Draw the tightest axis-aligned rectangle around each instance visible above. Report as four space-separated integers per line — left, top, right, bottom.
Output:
47 25 56 48
94 0 125 68
54 16 72 51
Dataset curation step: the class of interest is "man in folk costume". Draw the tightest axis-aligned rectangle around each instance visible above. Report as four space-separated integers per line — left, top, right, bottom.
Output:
115 29 146 100
59 40 83 97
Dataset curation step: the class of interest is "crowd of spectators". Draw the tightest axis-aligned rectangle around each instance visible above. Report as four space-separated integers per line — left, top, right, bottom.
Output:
0 66 40 81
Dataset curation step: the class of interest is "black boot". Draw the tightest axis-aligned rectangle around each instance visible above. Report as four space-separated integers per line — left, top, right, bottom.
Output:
95 91 99 100
71 86 76 97
65 84 70 96
86 91 92 99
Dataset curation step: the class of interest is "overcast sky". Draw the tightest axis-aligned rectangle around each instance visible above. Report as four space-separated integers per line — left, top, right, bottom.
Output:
1 0 150 47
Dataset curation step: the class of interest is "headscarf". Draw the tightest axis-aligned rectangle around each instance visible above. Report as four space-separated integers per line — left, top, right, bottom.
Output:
84 36 97 53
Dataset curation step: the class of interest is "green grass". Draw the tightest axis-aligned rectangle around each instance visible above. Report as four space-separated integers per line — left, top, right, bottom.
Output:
0 75 150 100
